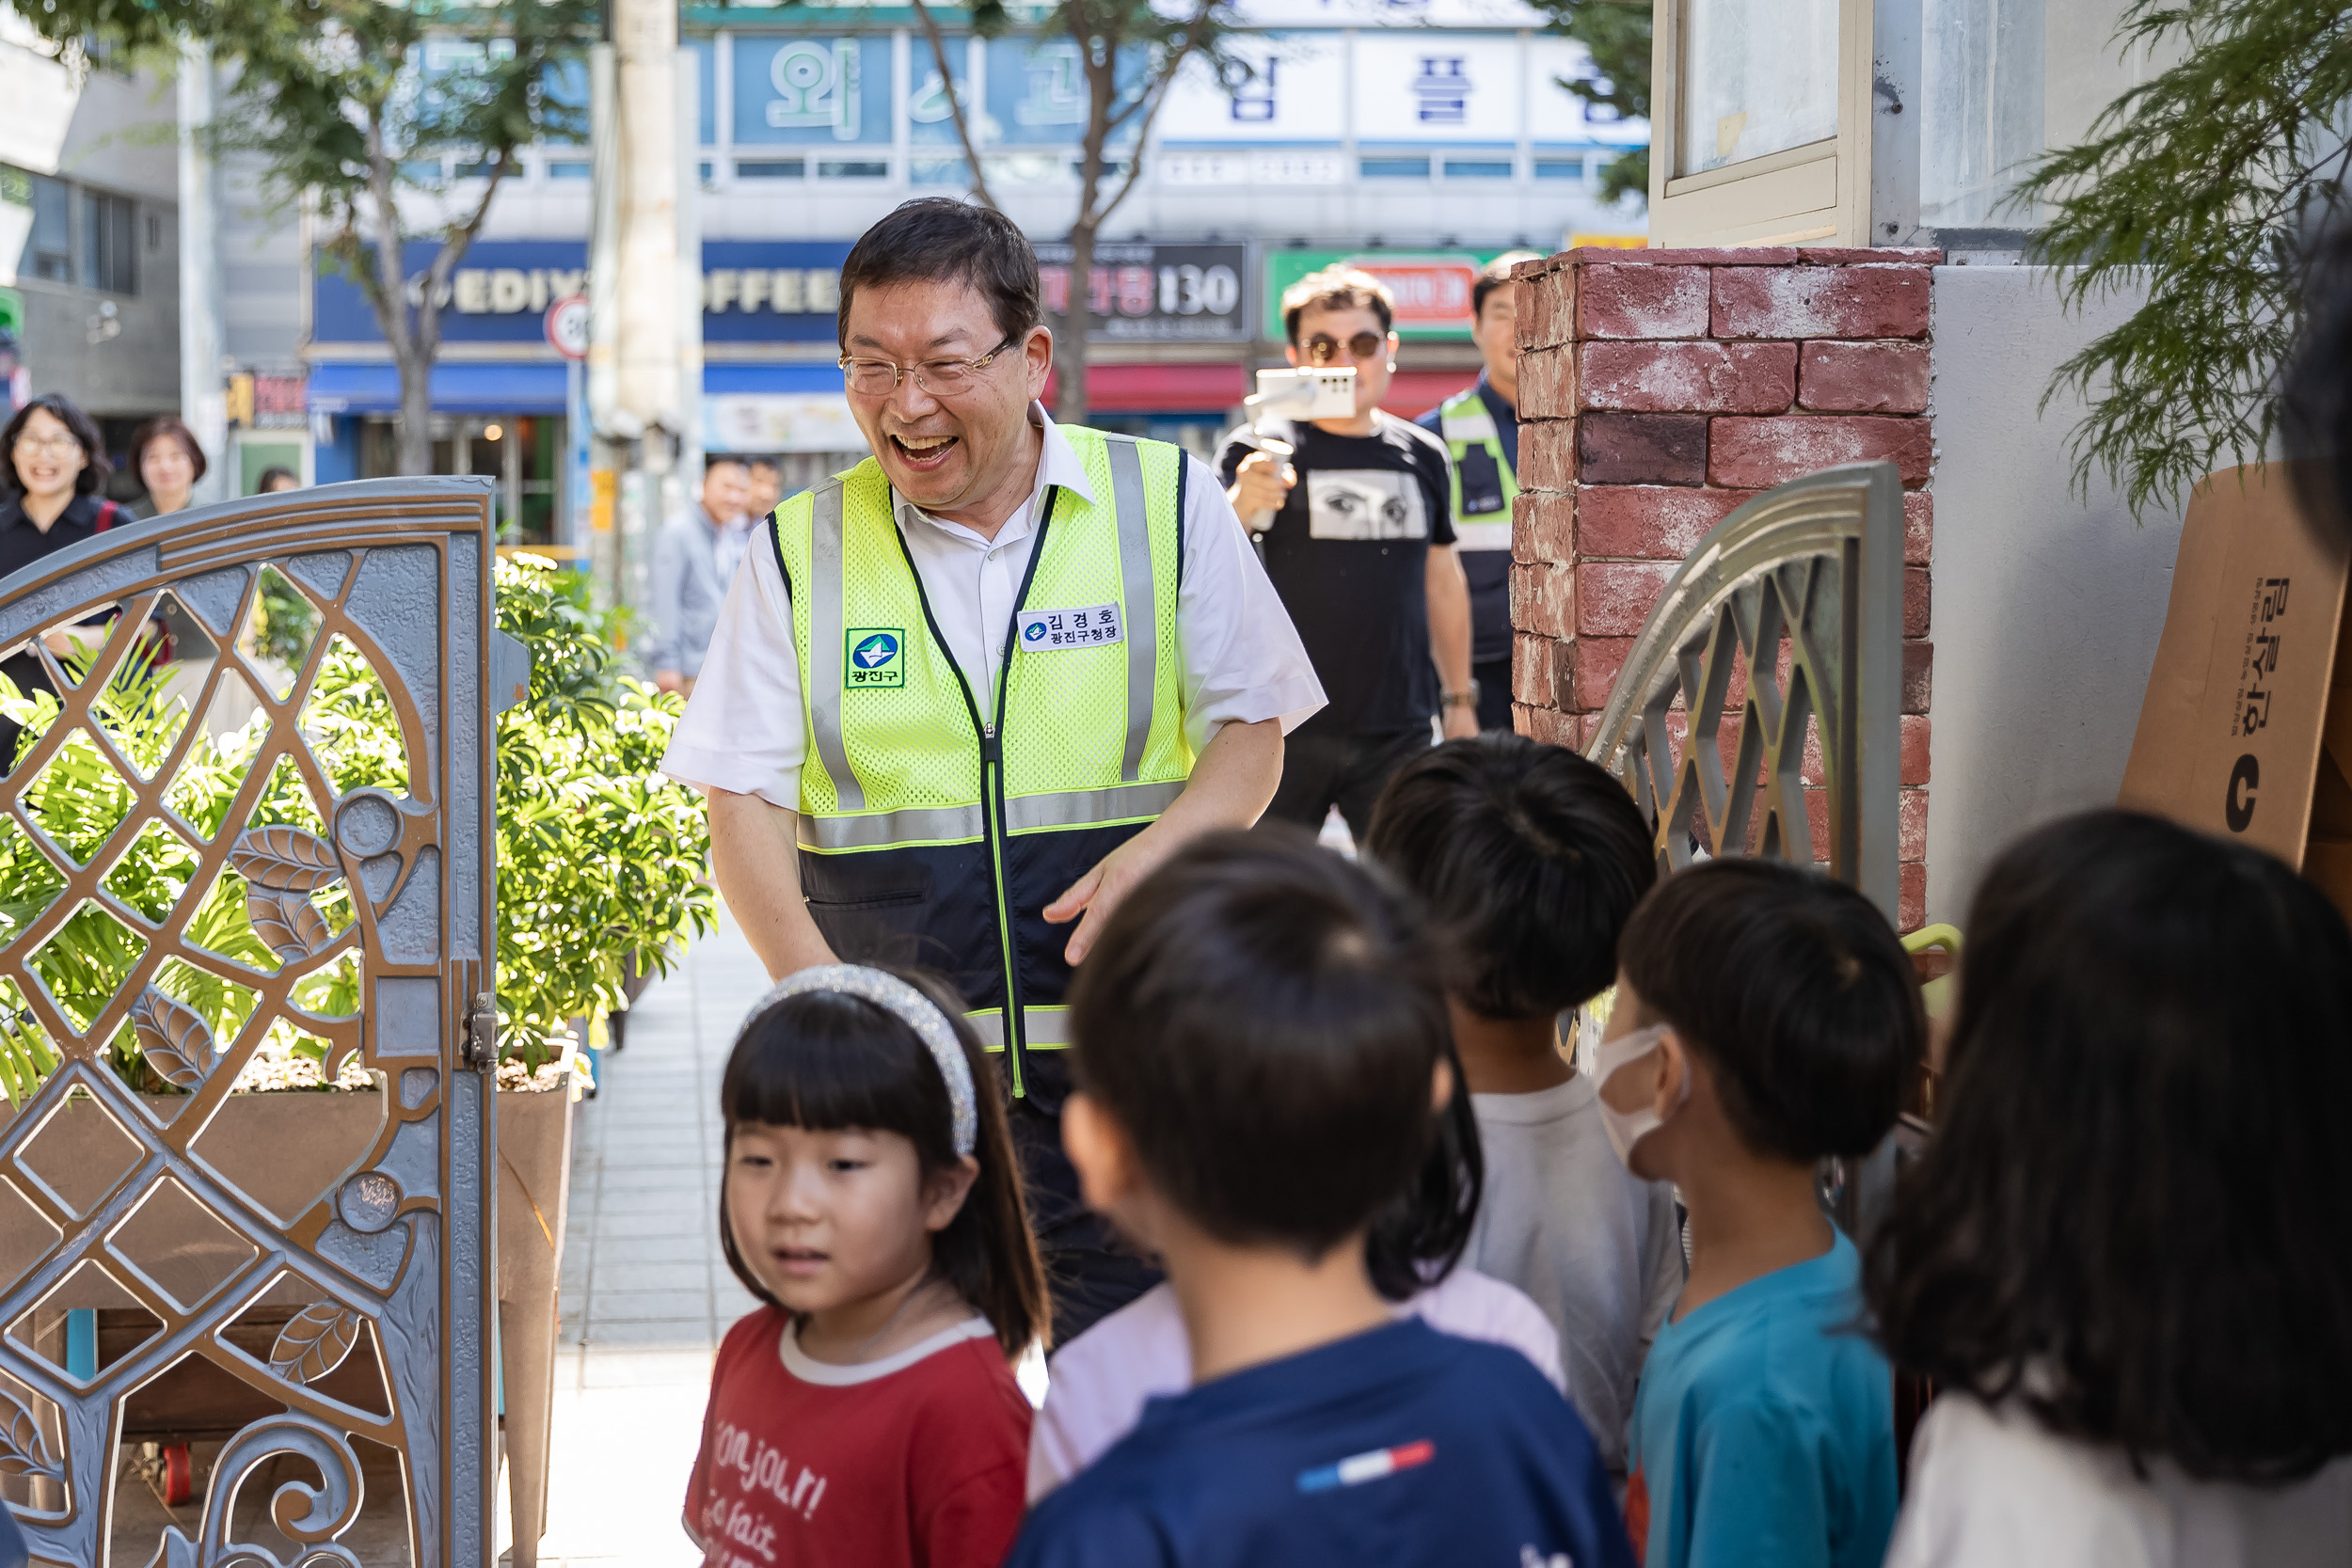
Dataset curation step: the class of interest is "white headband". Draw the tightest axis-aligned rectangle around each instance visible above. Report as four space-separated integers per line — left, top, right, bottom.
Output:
742 965 979 1158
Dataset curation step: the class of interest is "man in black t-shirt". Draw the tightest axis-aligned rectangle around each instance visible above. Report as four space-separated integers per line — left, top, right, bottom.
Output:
1219 266 1477 841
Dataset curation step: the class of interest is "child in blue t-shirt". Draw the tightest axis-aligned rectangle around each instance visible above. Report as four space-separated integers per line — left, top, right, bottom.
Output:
1597 859 1923 1568
1007 831 1635 1568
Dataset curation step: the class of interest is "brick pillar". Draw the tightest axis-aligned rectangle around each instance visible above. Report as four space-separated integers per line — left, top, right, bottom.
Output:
1510 246 1939 929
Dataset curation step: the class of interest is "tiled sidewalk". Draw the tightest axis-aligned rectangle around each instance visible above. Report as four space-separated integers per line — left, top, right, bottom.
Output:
516 906 768 1567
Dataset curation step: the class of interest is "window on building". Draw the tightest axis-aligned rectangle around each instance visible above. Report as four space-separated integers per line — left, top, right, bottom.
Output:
911 157 969 186
1649 0 1873 246
81 189 136 294
818 160 889 180
737 159 806 179
1443 157 1515 180
547 160 591 180
26 174 71 283
1360 156 1432 179
1534 157 1588 182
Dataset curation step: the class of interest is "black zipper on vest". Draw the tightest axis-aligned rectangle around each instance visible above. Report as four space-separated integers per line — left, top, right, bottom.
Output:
887 486 1060 1098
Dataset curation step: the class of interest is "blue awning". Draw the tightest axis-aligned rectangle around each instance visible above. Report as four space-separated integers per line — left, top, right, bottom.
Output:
309 359 843 415
307 362 571 416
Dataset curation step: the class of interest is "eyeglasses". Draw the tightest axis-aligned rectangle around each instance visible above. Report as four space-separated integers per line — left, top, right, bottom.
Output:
1304 331 1386 365
840 336 1020 398
12 436 83 456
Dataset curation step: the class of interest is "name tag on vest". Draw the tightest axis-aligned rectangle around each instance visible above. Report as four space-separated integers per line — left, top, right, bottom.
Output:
1016 604 1125 650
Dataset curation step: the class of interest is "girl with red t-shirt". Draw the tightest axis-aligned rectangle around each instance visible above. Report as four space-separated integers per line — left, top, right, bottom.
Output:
686 964 1049 1568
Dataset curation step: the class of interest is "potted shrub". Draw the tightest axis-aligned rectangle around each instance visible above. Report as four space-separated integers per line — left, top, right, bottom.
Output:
0 555 712 1560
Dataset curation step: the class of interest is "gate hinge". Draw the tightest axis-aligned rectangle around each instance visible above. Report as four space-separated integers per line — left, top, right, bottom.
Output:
461 992 498 1072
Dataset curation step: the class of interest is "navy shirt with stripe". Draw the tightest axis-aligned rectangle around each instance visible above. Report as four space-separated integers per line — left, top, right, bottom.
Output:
1007 1318 1635 1568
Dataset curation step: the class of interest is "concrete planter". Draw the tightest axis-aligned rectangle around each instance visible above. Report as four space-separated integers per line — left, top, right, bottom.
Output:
0 1083 573 1562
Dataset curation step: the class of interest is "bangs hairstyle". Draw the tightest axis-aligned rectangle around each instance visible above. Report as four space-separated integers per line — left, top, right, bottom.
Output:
131 414 208 486
1867 810 2352 1483
1280 264 1395 343
719 968 1048 1357
837 197 1041 350
3 393 109 496
1471 251 1543 320
1366 735 1656 1020
1619 857 1920 1162
1068 829 1455 1262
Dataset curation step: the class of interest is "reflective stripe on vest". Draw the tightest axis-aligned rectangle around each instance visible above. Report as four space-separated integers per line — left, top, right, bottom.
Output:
1438 388 1518 553
967 1006 1074 1051
772 427 1193 1092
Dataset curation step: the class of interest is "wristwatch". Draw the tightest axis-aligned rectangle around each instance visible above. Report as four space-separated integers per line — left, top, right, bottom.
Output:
1440 681 1482 711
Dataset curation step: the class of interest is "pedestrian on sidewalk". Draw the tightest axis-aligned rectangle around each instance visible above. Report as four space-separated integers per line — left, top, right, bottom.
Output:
0 393 128 770
646 453 759 697
1219 266 1477 844
127 414 207 522
1417 252 1540 734
660 197 1323 1346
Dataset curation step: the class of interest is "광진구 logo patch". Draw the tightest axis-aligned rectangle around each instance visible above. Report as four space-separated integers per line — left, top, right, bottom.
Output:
845 628 905 689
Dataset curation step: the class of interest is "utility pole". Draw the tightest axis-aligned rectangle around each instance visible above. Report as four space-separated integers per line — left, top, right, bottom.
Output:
176 40 229 505
609 0 680 624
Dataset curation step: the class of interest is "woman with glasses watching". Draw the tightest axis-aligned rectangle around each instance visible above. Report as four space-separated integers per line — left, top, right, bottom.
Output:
0 392 131 768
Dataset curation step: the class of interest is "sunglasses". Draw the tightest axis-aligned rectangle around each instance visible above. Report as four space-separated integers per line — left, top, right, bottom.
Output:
1304 331 1387 365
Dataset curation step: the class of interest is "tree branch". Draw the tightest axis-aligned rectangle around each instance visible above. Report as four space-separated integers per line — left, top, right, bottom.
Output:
1083 3 1214 231
909 0 1001 211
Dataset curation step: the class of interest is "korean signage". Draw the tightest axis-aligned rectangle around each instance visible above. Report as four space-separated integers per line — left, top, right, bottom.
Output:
310 240 856 349
1263 249 1509 341
1035 243 1248 344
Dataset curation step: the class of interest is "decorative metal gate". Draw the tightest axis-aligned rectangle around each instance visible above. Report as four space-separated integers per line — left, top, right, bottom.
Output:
1583 461 1904 921
0 479 513 1566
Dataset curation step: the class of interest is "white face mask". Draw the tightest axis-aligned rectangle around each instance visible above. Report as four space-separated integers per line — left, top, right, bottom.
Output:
1594 1022 1688 1170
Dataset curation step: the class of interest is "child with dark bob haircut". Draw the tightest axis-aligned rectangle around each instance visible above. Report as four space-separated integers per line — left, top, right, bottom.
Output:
1871 810 2352 1566
1364 734 1680 1480
686 964 1049 1568
1603 857 1922 1568
1009 830 1633 1568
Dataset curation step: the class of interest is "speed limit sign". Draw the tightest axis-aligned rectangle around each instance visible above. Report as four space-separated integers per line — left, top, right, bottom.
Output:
544 293 590 360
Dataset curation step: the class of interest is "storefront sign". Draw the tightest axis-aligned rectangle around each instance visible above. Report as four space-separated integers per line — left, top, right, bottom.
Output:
1263 249 1508 341
1034 242 1248 343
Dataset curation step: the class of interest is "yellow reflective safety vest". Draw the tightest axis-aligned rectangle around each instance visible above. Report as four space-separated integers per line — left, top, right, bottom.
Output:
771 426 1193 1100
1438 387 1518 553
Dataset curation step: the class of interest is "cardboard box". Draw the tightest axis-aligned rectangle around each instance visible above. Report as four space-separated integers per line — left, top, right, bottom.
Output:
2118 464 2352 919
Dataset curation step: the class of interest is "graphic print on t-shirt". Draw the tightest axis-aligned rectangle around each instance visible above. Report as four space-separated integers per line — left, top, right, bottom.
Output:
700 1415 830 1564
1306 469 1430 541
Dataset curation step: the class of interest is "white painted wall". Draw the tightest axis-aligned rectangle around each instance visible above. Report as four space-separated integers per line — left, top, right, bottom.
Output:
1923 264 2187 922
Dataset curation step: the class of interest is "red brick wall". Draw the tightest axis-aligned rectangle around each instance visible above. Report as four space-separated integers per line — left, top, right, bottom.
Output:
1510 246 1938 928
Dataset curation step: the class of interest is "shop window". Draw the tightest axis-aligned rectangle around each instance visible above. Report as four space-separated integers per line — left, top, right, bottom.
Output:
1649 0 1874 246
80 190 136 295
1443 158 1515 180
737 159 806 179
1360 156 1431 180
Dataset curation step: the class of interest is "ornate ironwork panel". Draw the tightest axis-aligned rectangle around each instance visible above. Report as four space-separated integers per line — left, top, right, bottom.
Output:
0 479 513 1566
1583 461 1905 921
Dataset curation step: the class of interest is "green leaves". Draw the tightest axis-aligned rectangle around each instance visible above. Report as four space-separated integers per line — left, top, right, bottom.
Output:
2016 0 2352 518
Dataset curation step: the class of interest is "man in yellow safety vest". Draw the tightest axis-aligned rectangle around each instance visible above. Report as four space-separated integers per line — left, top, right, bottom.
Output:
659 199 1324 1343
1418 252 1541 732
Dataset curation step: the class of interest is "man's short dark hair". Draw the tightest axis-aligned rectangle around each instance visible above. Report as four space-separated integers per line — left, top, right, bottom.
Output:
1619 857 1921 1163
746 455 780 473
837 198 1041 349
704 453 751 475
1471 251 1545 321
1280 264 1394 344
1366 735 1656 1021
1068 830 1452 1259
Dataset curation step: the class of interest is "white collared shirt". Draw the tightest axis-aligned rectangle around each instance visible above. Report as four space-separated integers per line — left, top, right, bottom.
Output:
660 404 1326 807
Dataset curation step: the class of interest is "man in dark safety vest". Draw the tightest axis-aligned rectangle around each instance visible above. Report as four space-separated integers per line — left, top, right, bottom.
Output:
1417 251 1540 733
660 198 1325 1343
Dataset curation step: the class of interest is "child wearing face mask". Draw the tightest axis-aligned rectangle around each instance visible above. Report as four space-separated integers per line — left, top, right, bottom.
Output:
686 964 1049 1568
1600 859 1922 1568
